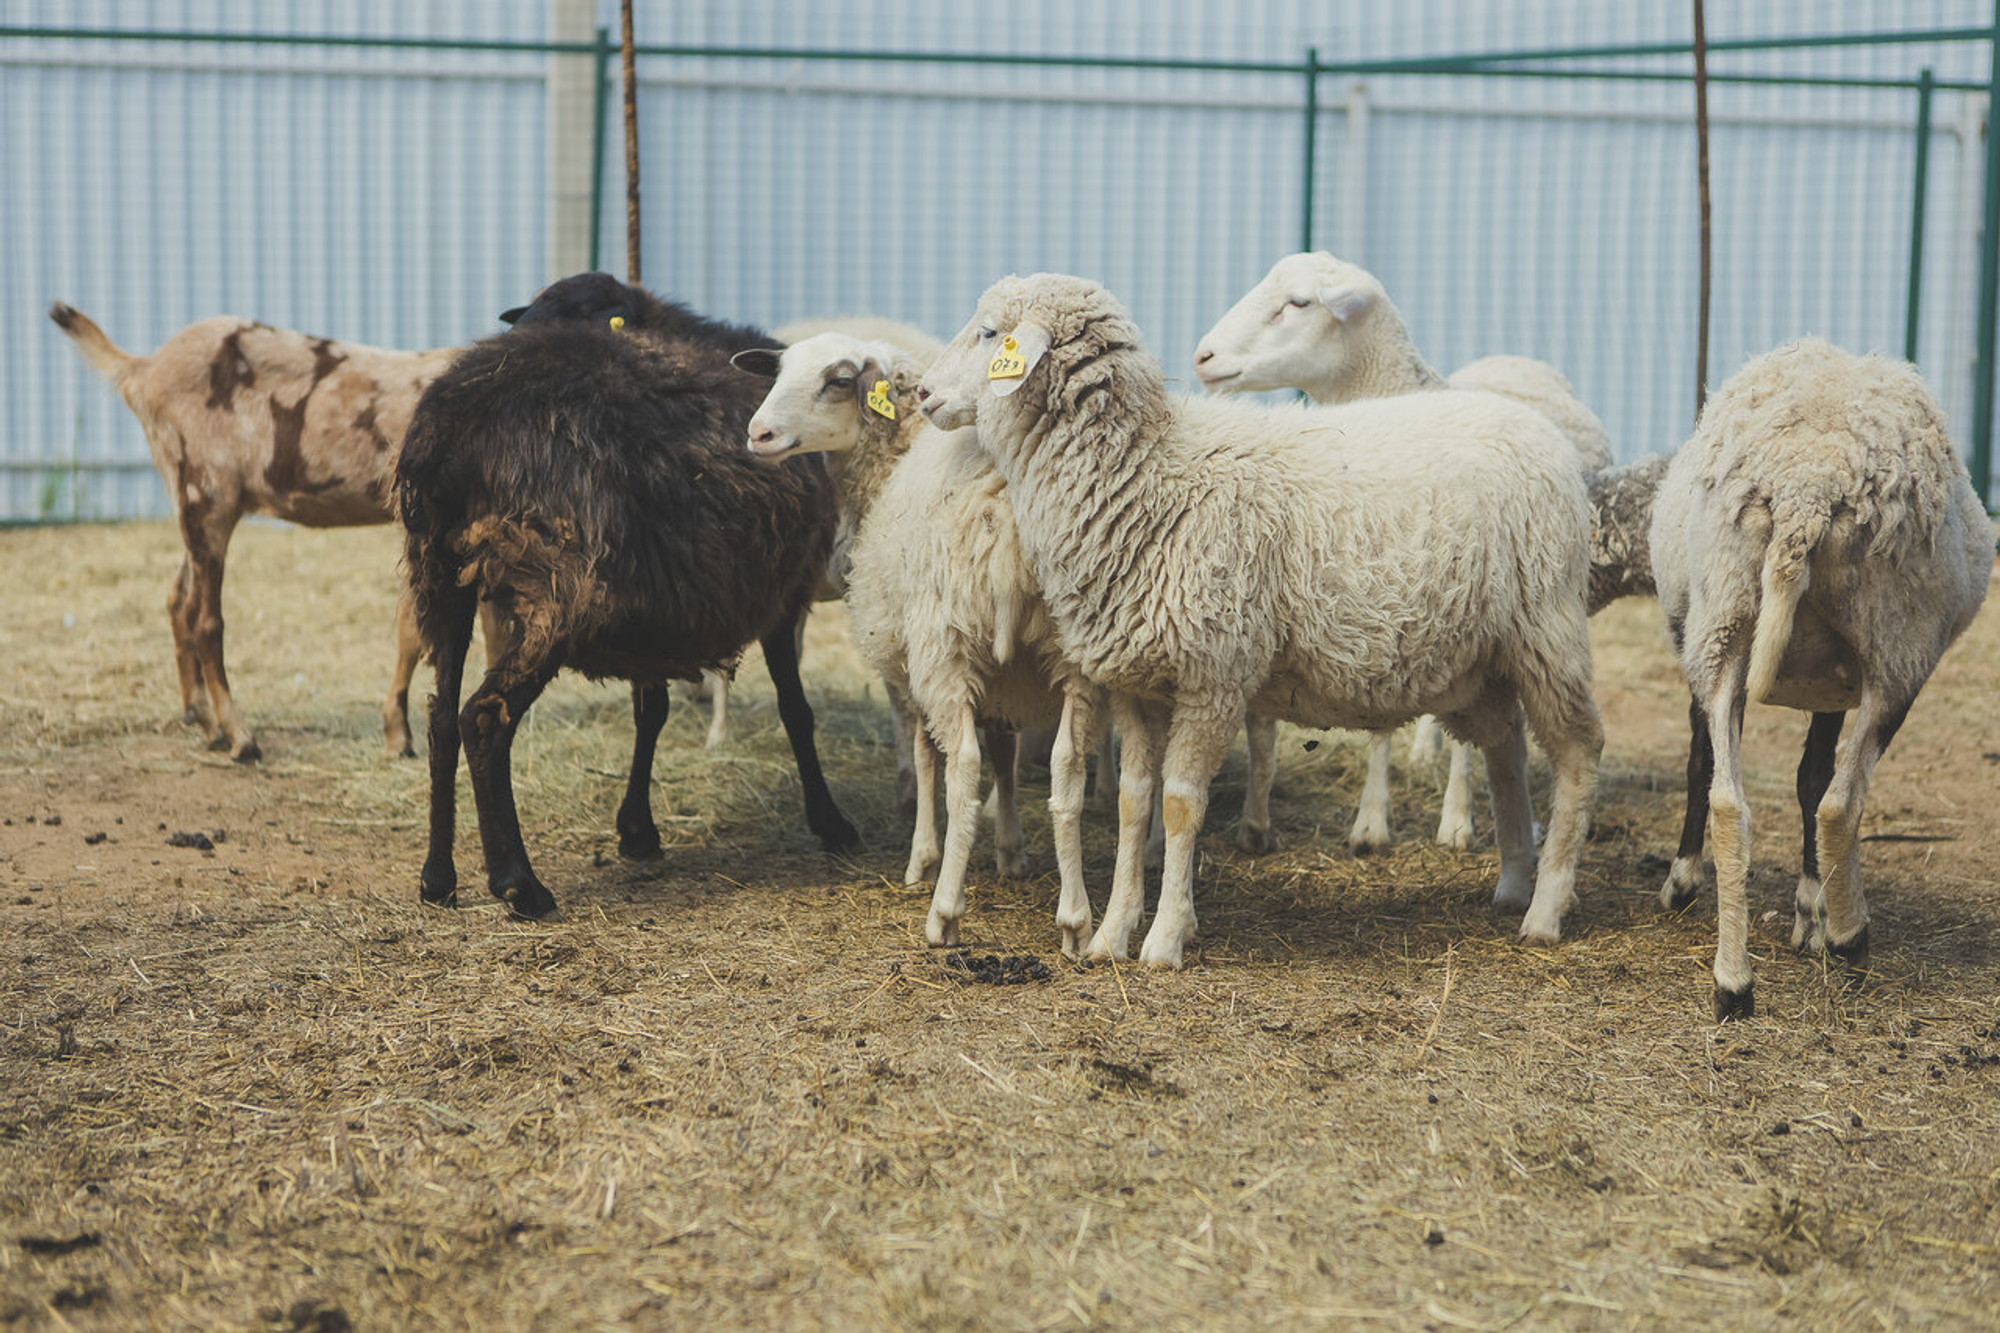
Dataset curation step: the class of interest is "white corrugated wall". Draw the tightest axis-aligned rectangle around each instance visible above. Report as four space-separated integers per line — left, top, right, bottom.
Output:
2 0 1994 518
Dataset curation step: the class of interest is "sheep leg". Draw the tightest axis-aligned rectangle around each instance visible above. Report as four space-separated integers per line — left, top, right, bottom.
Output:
1661 697 1713 909
461 664 560 919
1704 677 1755 1021
1091 726 1118 805
761 610 860 852
417 587 478 908
1236 711 1280 854
903 699 943 885
1435 740 1475 851
1050 687 1102 959
1144 783 1166 872
179 495 259 761
986 723 1028 878
167 553 211 731
615 682 671 860
702 670 731 749
1088 695 1167 961
1816 688 1908 966
1409 714 1445 764
1517 682 1603 945
1139 701 1240 968
1480 708 1539 915
1789 711 1844 951
383 589 422 758
926 704 983 947
1348 730 1395 854
889 688 921 819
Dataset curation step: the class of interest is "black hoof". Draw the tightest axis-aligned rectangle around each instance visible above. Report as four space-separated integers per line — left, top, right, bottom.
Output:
233 741 262 764
1713 985 1755 1022
814 811 862 854
395 743 417 761
1663 883 1700 911
419 863 458 907
617 824 663 861
206 734 232 753
1827 926 1870 968
495 876 558 920
181 706 204 727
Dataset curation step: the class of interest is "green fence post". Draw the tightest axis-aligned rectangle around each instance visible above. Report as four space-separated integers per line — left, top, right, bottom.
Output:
1974 8 2000 507
588 24 612 273
1301 46 1319 252
1905 68 1934 363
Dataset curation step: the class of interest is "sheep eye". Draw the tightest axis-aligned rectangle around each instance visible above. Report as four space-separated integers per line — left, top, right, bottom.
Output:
978 327 996 341
825 375 855 392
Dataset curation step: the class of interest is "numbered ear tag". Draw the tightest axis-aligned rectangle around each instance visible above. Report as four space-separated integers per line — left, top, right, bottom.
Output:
608 315 626 331
866 379 897 419
987 335 1027 381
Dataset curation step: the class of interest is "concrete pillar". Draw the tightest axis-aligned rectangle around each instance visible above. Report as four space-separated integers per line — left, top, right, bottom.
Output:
547 0 598 280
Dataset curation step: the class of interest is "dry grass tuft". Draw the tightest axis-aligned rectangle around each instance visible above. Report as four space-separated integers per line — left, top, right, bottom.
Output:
2 518 1998 1330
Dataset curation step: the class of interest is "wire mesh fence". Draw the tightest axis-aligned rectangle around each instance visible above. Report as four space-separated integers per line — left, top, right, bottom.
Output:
3 1 1996 521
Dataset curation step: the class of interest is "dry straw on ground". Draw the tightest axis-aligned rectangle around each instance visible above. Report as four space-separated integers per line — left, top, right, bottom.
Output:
3 519 1998 1330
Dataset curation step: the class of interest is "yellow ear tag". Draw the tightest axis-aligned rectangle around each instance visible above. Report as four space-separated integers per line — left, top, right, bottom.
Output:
608 315 626 331
865 379 897 420
987 335 1027 381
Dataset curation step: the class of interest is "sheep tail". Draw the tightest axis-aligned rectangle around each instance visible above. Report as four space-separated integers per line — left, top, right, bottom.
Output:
1746 498 1825 704
47 303 136 382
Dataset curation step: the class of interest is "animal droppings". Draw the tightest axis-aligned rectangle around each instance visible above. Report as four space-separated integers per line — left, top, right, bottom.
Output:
165 830 214 850
942 950 1050 985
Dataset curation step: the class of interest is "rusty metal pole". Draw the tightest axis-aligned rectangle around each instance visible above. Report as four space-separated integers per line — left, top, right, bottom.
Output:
1693 0 1712 420
620 0 641 284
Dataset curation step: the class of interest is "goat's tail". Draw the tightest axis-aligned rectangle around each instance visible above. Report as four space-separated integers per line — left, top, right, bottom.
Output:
48 303 137 382
1745 497 1828 704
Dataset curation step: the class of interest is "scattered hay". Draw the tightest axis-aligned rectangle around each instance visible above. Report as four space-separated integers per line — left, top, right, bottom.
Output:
2 520 1998 1329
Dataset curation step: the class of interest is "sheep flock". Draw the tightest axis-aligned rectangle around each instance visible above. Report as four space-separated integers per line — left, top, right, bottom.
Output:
53 255 1994 1021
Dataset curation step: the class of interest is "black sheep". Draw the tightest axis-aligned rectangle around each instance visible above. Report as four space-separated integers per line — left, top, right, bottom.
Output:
398 274 858 918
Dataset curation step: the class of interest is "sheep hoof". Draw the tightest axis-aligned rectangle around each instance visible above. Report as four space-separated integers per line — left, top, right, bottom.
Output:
1435 817 1473 852
925 911 960 948
1827 926 1870 969
1347 823 1391 856
1084 930 1128 962
419 863 458 907
1235 823 1280 855
1791 912 1825 953
617 827 663 861
1713 984 1755 1022
1516 913 1562 945
813 810 862 854
1059 921 1092 961
1491 874 1534 913
181 706 205 728
1659 858 1705 911
231 739 262 764
495 875 558 920
1137 935 1188 969
995 850 1029 879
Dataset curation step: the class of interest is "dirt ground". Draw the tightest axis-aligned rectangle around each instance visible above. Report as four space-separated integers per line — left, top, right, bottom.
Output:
3 518 1998 1331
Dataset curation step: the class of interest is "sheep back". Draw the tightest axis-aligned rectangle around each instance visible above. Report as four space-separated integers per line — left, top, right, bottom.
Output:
399 320 835 683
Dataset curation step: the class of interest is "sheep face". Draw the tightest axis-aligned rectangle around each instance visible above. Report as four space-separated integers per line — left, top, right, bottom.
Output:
920 272 1134 434
744 333 907 459
1192 251 1384 394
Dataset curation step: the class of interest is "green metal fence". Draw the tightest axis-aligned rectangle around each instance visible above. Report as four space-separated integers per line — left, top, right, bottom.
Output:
6 17 1998 508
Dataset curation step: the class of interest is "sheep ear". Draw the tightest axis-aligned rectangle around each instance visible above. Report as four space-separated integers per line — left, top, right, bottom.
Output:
498 305 527 325
987 323 1050 398
1317 284 1373 323
730 347 784 379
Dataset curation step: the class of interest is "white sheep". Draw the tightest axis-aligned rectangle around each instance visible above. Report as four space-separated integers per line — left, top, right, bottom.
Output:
1649 337 1991 1019
922 273 1604 967
689 315 944 781
1194 251 1612 856
745 333 1104 951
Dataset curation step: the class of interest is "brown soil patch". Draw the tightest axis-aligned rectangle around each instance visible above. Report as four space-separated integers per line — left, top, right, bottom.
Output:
3 520 1998 1330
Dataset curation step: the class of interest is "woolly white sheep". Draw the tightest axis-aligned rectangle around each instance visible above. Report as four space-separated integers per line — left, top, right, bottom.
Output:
689 316 945 769
1649 337 1991 1019
922 273 1604 966
745 333 1105 951
1194 252 1612 855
